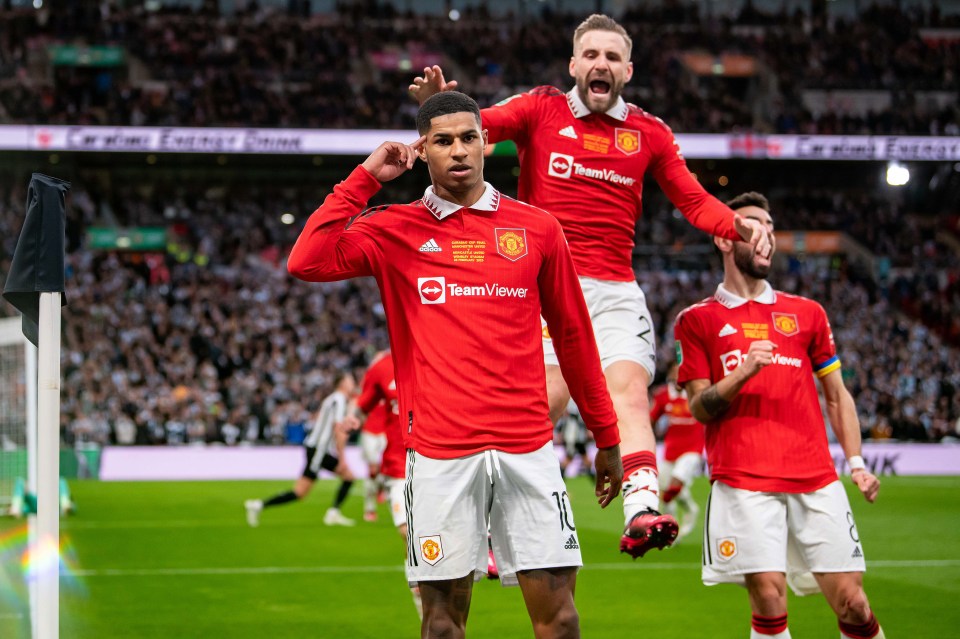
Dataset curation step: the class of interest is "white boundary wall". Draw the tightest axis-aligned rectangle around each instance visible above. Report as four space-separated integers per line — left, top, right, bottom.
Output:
98 442 960 481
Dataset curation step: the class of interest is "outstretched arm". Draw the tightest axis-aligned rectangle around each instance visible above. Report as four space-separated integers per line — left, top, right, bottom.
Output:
539 220 622 506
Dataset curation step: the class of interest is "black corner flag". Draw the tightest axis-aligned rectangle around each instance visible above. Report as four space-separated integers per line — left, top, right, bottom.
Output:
2 173 71 346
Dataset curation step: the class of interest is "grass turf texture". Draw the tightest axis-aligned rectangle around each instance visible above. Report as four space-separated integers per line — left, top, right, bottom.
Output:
1 476 958 638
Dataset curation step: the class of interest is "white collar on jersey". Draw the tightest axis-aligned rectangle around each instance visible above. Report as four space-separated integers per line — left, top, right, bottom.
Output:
566 88 629 121
420 182 501 220
714 281 776 308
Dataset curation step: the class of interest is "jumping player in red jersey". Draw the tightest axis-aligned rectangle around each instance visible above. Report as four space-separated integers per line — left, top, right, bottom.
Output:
674 192 885 639
649 363 704 542
409 13 770 558
354 350 425 620
288 91 622 639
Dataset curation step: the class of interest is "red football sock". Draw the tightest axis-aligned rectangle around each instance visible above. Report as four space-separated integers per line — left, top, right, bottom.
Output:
839 614 880 638
662 479 683 503
752 613 788 635
622 451 657 479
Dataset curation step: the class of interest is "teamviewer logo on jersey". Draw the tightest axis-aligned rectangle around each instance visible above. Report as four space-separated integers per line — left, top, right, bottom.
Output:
548 152 574 179
418 277 446 304
720 349 745 376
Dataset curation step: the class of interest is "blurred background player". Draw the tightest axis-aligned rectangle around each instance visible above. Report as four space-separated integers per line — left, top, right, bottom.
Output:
557 400 594 480
649 362 704 542
409 13 769 558
357 350 391 522
245 372 359 527
286 91 622 639
676 192 885 639
353 350 423 619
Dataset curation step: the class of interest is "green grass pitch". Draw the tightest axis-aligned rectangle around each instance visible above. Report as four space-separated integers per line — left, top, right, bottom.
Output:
1 476 958 637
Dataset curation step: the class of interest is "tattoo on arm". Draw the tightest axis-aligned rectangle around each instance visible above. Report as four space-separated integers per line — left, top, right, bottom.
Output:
699 385 731 419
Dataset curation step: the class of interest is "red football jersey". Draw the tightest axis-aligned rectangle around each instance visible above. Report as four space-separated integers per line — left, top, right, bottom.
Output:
650 384 704 462
482 87 741 281
362 403 388 436
358 351 394 436
288 167 619 459
674 282 841 492
357 351 405 478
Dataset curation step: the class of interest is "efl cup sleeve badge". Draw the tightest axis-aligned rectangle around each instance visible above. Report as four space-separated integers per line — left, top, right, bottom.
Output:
717 537 737 561
615 128 641 156
419 535 444 566
495 228 528 262
772 312 799 337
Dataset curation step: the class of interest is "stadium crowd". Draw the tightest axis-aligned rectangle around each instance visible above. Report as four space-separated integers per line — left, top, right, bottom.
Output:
2 173 958 447
0 2 958 134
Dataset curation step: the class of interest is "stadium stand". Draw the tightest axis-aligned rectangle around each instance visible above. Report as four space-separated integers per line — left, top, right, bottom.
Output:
0 2 957 133
1 168 958 444
0 0 958 447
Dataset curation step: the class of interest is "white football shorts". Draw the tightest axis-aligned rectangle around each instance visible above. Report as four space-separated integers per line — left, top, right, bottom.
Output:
702 480 867 593
659 452 704 490
386 476 406 528
360 431 387 466
542 276 656 382
404 442 582 587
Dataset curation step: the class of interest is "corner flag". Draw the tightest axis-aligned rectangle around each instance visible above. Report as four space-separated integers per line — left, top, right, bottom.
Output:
2 173 70 345
1 172 69 639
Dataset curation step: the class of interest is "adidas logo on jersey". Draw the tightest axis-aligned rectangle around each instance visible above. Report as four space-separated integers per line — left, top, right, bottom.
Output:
718 323 738 337
564 534 579 550
852 545 863 558
419 238 441 252
558 126 578 139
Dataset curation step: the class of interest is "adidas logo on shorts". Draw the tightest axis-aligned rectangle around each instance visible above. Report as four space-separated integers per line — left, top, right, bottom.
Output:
851 545 863 558
564 534 579 550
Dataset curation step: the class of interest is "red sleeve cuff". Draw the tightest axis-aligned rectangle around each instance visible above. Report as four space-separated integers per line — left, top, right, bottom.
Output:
591 424 620 449
347 165 385 201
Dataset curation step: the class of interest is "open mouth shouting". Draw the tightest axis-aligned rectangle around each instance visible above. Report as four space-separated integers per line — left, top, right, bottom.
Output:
589 79 611 97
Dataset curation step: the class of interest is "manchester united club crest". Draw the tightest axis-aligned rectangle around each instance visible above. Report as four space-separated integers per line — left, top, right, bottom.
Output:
495 228 528 262
615 128 641 155
772 312 799 337
717 537 738 561
419 535 444 566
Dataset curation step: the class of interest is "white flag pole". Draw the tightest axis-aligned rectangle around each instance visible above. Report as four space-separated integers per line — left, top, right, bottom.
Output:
26 340 38 639
35 292 61 639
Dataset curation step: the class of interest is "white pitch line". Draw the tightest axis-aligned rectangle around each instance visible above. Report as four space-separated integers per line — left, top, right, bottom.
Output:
71 559 960 578
0 613 25 619
64 519 256 529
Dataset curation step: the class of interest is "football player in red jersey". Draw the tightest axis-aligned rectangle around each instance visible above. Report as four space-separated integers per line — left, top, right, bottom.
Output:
649 363 704 541
410 14 771 558
288 91 622 639
354 350 426 619
675 192 884 639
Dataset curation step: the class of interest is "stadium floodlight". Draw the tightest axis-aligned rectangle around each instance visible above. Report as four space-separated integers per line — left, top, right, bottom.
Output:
886 162 910 186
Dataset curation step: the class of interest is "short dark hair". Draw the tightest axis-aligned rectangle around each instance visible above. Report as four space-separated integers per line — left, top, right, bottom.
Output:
725 191 770 212
416 92 482 135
